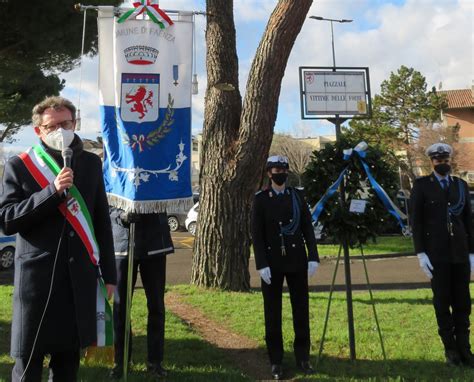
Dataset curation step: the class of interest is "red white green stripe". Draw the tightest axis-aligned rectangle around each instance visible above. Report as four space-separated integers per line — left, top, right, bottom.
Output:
117 0 174 29
18 145 113 347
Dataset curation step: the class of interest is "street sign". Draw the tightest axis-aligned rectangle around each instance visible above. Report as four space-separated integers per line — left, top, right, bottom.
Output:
299 67 371 119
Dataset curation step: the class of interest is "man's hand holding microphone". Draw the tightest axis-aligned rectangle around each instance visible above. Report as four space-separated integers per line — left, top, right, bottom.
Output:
54 168 74 195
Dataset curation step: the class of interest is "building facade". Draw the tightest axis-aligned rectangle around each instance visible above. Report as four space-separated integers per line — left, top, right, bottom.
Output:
439 88 474 186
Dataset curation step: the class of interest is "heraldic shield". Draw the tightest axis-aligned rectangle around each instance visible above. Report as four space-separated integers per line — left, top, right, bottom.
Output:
121 73 160 123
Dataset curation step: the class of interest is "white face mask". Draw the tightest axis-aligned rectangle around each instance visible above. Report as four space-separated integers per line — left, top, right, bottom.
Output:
43 128 75 150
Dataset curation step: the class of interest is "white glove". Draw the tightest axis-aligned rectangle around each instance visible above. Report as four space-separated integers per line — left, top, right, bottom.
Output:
417 252 434 279
308 261 319 277
258 267 271 285
469 254 474 274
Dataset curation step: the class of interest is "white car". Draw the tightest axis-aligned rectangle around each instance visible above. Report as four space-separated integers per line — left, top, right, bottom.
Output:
185 202 199 236
0 234 16 270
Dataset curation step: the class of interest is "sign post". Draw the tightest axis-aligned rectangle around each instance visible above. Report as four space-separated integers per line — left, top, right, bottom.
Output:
299 66 371 360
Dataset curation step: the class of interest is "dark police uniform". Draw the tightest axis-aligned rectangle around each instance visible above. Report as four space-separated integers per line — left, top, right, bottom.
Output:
410 148 474 363
252 186 319 366
110 207 174 373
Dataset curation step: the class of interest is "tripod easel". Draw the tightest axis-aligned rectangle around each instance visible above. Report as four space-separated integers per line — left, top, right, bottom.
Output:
316 242 387 367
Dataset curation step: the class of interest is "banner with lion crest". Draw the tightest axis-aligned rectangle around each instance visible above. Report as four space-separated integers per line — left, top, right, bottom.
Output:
97 6 193 213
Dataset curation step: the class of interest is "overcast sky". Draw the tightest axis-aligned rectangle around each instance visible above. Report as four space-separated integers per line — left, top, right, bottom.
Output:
4 0 473 153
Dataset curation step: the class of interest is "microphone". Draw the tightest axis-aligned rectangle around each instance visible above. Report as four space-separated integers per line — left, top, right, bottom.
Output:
62 147 73 195
62 147 73 169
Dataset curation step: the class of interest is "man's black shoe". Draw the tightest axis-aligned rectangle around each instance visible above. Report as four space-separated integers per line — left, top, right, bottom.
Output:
458 349 474 368
148 362 168 377
271 364 283 380
297 360 315 374
445 350 461 366
109 364 123 380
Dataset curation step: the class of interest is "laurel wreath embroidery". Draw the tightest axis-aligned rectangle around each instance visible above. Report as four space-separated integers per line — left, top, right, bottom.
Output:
123 93 175 152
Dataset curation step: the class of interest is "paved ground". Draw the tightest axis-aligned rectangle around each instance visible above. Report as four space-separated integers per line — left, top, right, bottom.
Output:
169 232 431 291
0 231 433 290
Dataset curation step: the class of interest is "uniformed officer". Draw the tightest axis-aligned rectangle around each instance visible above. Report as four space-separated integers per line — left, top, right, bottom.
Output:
109 207 174 379
252 155 320 380
410 143 474 366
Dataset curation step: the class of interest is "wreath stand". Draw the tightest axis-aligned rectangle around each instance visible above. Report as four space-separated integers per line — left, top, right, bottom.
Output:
315 242 387 367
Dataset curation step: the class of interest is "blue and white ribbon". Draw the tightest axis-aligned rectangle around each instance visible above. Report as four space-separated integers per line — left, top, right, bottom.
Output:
311 141 407 230
311 166 348 221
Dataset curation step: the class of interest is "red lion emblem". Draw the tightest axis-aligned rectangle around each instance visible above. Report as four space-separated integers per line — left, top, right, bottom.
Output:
126 86 154 119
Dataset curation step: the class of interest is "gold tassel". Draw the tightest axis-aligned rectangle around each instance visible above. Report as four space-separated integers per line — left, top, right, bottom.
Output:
84 346 115 366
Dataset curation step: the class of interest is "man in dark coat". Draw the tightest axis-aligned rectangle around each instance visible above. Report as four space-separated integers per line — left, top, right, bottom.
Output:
252 155 320 380
109 207 174 379
410 142 474 367
0 96 116 381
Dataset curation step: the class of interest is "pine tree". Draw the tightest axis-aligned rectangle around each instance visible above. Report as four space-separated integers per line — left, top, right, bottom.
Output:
344 65 446 183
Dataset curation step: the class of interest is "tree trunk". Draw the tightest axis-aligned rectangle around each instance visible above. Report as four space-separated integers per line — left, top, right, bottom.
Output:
191 0 313 291
0 122 19 144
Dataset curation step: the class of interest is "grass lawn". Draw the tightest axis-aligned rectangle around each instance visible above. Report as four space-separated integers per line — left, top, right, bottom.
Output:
250 236 414 258
2 282 474 381
0 286 247 382
173 284 474 381
318 235 414 257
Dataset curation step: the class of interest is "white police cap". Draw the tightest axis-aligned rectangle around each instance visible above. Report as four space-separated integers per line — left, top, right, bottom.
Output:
266 155 289 169
425 143 453 159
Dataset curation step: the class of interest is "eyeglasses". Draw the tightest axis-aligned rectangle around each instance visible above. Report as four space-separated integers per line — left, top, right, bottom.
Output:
40 120 75 133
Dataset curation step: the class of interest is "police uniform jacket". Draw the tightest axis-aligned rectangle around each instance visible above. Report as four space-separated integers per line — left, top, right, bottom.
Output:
110 207 174 258
410 173 474 263
252 187 319 272
0 137 116 357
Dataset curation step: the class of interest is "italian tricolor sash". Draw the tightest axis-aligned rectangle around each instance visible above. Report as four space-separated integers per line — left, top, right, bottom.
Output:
18 144 113 347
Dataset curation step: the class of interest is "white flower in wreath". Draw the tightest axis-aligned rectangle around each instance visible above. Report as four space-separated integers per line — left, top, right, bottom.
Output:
402 225 412 237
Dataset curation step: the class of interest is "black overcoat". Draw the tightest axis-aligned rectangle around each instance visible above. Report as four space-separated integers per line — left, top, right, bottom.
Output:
252 187 319 272
0 137 116 357
410 173 474 263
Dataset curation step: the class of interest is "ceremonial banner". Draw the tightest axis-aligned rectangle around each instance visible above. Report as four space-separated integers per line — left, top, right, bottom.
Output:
98 6 193 213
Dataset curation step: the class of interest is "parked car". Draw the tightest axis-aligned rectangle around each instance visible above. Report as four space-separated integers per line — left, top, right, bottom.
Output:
0 234 16 270
185 202 199 236
167 192 199 232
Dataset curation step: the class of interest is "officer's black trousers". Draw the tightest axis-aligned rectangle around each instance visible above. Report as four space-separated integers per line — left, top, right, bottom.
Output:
113 255 167 366
261 269 310 364
431 262 471 347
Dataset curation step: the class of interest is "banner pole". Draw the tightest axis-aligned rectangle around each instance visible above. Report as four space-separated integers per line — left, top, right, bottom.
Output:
74 3 204 16
123 222 135 381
